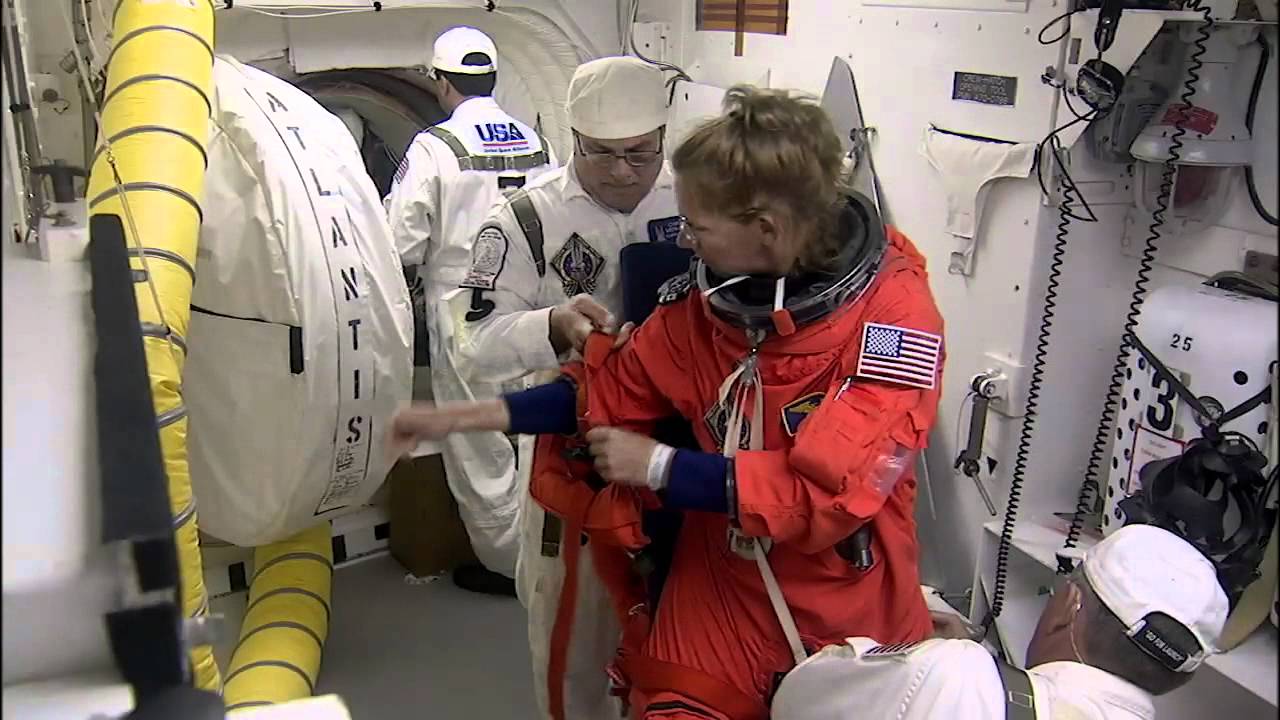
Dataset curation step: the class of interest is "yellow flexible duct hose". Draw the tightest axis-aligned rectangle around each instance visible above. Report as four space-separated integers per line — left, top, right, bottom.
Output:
224 523 334 712
86 0 219 691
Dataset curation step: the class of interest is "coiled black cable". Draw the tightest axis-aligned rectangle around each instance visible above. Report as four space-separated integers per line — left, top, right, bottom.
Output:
985 158 1069 627
984 103 1098 632
1061 2 1215 561
1245 33 1277 227
982 7 1122 633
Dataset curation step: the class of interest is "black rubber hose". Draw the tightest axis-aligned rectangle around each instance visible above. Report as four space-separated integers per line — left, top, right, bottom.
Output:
1245 33 1278 226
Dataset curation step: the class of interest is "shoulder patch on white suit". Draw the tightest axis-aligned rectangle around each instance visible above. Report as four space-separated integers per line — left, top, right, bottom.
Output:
393 154 409 185
855 322 943 390
657 273 692 306
459 225 509 291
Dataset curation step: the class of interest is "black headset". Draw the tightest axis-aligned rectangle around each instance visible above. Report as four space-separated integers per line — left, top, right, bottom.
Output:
1076 0 1129 114
1116 332 1276 607
1120 433 1272 607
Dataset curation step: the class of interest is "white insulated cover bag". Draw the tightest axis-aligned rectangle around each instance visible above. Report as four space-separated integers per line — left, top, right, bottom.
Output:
185 56 413 547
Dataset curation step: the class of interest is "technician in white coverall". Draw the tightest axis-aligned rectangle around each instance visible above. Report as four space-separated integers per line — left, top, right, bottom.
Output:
772 524 1230 720
385 26 556 595
445 56 677 720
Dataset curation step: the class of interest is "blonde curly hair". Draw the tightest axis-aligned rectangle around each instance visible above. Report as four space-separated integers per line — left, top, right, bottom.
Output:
672 85 848 273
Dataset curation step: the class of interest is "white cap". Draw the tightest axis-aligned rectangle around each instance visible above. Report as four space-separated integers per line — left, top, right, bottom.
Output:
566 56 667 140
1083 524 1229 672
432 27 497 75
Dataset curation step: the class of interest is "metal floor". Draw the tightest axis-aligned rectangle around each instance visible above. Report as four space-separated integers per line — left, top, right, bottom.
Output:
212 553 537 719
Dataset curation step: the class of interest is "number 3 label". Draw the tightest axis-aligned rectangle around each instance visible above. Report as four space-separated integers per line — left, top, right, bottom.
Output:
1144 366 1191 437
1170 333 1193 352
1145 374 1177 432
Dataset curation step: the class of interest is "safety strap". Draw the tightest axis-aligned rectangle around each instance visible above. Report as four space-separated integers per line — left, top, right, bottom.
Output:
751 541 807 665
510 192 547 278
1127 331 1272 431
425 125 550 172
547 513 584 720
719 352 809 666
541 512 562 558
994 657 1038 720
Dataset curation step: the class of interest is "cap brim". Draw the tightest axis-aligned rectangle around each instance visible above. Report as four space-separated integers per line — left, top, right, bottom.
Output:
433 62 496 75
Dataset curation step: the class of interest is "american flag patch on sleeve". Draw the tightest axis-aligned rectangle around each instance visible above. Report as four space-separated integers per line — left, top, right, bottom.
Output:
856 322 942 390
863 641 922 659
393 156 409 185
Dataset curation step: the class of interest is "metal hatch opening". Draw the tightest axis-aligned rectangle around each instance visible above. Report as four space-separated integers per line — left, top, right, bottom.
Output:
295 70 446 198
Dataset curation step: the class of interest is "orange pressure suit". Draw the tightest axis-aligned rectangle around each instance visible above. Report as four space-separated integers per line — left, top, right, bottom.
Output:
532 227 945 720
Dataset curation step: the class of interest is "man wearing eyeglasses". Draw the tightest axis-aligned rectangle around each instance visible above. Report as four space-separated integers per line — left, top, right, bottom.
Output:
385 26 557 598
442 55 678 720
771 524 1230 720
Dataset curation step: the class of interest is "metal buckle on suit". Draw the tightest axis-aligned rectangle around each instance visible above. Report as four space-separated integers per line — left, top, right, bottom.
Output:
541 512 562 558
727 526 771 560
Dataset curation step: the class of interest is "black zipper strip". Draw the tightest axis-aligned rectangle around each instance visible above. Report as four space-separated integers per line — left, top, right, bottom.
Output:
929 124 1019 145
190 304 304 375
645 701 719 719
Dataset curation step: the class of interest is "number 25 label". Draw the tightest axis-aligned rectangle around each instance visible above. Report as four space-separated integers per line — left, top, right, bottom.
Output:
1169 333 1193 352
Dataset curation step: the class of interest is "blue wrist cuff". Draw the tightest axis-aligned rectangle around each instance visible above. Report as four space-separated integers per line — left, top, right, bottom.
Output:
503 379 577 435
664 450 730 513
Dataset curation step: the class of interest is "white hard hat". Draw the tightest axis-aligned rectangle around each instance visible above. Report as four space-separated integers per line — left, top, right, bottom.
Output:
1083 524 1229 672
432 27 497 75
566 56 667 140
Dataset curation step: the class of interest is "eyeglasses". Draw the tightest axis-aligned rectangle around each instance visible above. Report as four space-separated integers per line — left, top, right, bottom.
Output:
677 216 697 245
678 208 762 244
574 133 663 168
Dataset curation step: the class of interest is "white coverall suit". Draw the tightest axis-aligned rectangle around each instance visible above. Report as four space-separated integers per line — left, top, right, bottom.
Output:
385 96 556 577
450 161 679 719
771 637 1160 720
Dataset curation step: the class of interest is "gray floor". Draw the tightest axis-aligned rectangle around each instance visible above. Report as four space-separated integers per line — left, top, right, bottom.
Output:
208 551 536 719
315 555 537 719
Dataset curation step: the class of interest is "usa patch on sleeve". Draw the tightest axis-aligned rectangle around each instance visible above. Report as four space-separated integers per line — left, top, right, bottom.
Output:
856 322 942 390
393 155 409 185
459 225 508 291
862 641 923 659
